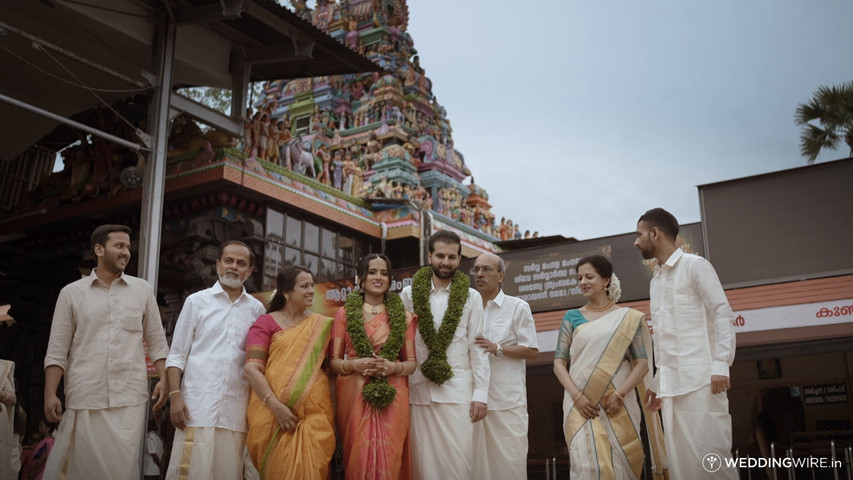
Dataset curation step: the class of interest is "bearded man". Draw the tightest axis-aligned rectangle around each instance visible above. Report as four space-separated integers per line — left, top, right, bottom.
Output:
164 241 265 479
399 230 490 480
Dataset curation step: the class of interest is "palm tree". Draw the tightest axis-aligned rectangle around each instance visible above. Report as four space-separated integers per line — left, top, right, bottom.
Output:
795 81 853 164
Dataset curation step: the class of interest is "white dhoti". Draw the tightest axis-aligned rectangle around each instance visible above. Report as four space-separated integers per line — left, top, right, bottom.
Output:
472 405 528 480
44 403 147 480
661 384 738 479
165 426 246 480
411 403 473 480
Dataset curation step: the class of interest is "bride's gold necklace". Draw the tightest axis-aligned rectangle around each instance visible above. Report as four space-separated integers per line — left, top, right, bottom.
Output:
362 302 386 315
585 301 614 312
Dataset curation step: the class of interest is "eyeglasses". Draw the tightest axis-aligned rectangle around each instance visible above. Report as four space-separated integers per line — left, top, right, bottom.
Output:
469 266 497 275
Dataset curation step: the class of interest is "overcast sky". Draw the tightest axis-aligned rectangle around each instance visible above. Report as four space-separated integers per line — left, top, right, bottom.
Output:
405 1 853 240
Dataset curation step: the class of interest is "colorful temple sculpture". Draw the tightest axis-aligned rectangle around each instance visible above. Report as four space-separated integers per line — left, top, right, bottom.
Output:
237 0 528 240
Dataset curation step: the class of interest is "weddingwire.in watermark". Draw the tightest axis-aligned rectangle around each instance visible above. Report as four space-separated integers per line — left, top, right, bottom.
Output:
702 453 842 473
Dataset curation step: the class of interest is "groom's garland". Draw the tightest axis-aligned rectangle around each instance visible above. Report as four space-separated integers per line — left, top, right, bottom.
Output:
411 267 469 384
344 289 407 409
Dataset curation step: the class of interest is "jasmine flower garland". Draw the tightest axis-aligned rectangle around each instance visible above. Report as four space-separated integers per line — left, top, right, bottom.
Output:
344 289 407 409
411 267 469 384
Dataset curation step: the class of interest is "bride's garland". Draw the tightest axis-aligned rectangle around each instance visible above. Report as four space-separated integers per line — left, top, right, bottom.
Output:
344 289 407 409
411 267 469 384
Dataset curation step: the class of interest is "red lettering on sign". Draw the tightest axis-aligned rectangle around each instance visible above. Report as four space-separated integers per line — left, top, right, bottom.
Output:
816 306 853 318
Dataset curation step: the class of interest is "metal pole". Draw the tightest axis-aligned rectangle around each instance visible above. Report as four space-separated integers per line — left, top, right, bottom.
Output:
137 19 175 478
138 19 175 289
0 92 145 151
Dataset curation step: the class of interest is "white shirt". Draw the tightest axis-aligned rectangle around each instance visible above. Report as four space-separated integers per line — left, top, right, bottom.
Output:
482 290 538 410
649 248 736 397
166 282 265 432
401 280 490 405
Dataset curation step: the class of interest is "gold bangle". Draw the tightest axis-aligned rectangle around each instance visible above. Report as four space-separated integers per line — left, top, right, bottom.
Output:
262 392 275 405
341 359 351 375
574 391 583 403
169 390 182 397
612 391 624 401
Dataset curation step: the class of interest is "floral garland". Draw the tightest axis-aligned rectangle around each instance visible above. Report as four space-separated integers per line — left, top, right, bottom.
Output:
344 289 407 409
411 266 469 384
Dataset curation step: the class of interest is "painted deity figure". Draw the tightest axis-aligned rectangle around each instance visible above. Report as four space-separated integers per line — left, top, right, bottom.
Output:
317 146 332 185
332 150 344 190
267 120 280 163
343 151 363 196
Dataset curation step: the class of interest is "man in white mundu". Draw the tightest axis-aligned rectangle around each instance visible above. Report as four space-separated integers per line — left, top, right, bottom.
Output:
471 253 538 480
43 225 170 480
165 241 265 479
400 230 490 480
635 208 738 479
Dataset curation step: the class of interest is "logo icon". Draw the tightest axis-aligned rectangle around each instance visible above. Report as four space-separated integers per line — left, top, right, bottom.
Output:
702 453 722 473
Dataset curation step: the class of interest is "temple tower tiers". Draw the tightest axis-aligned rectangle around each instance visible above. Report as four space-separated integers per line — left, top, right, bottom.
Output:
244 0 526 239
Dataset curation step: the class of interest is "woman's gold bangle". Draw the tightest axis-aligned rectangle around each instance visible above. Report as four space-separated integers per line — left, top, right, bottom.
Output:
169 390 182 397
262 392 275 405
574 391 583 403
341 359 351 375
612 391 624 401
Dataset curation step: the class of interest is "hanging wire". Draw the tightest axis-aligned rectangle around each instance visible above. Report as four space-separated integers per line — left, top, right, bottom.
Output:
0 44 152 94
36 43 147 142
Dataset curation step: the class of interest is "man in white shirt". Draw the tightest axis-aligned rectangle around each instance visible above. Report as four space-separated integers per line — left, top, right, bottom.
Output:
43 224 170 480
165 241 265 480
400 230 490 480
635 208 737 479
471 253 538 480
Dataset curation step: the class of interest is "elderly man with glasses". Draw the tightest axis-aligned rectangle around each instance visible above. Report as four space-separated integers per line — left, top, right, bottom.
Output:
470 253 539 480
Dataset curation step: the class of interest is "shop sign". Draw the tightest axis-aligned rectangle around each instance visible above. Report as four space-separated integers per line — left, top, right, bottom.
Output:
732 299 853 334
802 383 848 405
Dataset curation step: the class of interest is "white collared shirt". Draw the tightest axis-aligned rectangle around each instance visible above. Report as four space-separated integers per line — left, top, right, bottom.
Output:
166 282 265 432
482 290 538 410
649 248 736 397
401 279 490 405
45 270 170 410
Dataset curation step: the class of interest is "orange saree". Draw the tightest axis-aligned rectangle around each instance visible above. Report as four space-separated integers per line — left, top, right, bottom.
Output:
245 313 335 480
331 308 416 480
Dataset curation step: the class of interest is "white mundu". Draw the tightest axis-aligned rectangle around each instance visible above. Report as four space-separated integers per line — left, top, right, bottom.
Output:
650 248 737 480
473 291 538 480
164 281 264 480
401 282 489 480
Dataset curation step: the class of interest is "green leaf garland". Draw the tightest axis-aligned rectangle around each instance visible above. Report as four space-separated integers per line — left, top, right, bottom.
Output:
344 289 407 410
411 267 470 384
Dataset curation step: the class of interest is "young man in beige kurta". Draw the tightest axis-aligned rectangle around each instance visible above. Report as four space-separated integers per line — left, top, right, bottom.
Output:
43 225 169 480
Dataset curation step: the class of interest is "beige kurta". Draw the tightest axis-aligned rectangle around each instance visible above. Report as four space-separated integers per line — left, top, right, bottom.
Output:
43 270 169 480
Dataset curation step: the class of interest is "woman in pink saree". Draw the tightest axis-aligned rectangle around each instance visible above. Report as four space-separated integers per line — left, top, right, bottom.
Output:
329 254 417 480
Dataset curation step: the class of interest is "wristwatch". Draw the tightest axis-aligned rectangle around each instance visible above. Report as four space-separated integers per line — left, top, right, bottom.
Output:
495 344 504 358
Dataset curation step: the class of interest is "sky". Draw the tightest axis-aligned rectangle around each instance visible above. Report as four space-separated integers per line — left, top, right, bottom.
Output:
404 0 853 240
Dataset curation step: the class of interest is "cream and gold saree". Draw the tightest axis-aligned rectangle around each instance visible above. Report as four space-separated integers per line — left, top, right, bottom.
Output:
556 308 667 480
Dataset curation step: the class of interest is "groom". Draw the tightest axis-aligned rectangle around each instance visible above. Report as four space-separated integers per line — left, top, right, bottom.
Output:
400 230 490 480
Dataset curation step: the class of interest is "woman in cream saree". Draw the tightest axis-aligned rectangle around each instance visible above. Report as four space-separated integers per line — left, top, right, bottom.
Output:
553 255 667 480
